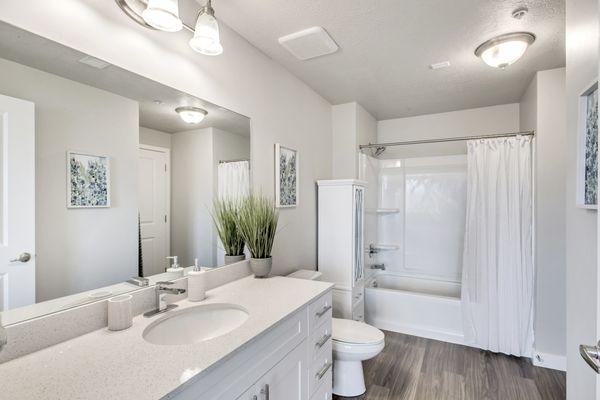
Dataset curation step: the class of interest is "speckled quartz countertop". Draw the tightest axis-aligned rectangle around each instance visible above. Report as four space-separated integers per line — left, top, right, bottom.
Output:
0 276 333 400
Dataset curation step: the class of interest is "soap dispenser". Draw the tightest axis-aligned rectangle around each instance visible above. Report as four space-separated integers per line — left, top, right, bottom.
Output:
187 258 206 302
166 256 184 279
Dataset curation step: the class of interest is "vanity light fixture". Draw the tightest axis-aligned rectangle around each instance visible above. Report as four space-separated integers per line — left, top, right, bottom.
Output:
189 0 223 56
176 106 208 124
475 32 536 69
142 0 183 32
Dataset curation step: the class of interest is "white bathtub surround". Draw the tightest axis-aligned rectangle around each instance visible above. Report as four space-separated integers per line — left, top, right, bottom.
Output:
462 136 534 357
107 294 133 331
0 276 333 399
365 273 464 345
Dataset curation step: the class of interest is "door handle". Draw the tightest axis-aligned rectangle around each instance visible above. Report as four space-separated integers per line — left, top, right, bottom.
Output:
580 341 600 373
9 252 31 263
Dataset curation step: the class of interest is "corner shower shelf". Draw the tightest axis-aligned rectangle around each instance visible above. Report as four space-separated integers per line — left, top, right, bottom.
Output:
366 208 400 214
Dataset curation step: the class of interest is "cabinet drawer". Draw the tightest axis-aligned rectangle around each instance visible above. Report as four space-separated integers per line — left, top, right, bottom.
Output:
311 370 332 400
309 291 333 332
309 340 333 397
309 318 332 362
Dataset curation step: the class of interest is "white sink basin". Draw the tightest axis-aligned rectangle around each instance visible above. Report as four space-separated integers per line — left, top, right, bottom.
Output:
142 303 249 345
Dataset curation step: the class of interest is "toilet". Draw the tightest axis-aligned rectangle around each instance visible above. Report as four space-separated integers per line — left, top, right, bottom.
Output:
287 270 385 397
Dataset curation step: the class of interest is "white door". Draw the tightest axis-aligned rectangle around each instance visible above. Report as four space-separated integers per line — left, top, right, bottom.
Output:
0 94 35 311
138 145 170 277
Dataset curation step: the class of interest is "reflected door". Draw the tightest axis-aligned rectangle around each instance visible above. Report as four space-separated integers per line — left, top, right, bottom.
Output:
0 94 35 311
138 145 170 277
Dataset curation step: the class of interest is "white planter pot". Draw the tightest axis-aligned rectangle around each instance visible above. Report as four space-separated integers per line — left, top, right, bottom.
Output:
250 257 272 278
224 254 246 265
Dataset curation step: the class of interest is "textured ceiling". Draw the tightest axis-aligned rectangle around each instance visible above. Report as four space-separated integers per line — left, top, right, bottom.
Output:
182 0 565 119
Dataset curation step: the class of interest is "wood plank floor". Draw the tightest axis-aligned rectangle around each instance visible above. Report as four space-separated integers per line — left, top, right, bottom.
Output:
333 330 566 400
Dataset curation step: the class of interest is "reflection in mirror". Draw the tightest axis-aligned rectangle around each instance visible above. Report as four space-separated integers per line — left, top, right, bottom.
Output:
0 22 250 325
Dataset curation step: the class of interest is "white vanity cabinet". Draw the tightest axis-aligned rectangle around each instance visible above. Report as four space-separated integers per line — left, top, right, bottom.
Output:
172 290 333 400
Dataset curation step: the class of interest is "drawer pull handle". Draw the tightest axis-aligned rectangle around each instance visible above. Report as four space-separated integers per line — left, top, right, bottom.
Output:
354 293 363 300
316 362 332 380
315 304 332 318
260 384 269 400
315 333 332 349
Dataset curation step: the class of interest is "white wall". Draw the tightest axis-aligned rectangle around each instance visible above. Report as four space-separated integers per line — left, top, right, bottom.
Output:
520 68 567 368
377 104 520 159
565 0 599 397
332 102 377 179
140 126 171 149
0 0 333 276
0 58 138 301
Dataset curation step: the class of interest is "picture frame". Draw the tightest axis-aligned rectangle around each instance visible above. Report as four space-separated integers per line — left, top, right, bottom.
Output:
67 151 111 208
275 143 299 208
576 80 598 209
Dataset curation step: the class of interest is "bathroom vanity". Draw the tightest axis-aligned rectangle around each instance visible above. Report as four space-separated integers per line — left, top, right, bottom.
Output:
0 276 333 400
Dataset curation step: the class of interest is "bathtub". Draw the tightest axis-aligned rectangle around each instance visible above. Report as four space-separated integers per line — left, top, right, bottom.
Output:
365 273 464 345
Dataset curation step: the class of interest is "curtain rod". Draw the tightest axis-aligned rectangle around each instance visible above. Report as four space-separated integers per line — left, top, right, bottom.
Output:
219 158 250 164
359 130 535 149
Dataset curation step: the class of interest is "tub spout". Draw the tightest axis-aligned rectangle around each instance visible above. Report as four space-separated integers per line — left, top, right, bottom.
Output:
370 264 386 270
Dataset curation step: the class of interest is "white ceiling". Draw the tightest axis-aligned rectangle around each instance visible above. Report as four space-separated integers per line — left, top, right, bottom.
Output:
184 0 566 120
0 22 250 135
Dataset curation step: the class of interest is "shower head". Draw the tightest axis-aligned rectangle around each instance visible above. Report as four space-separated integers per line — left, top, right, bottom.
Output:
373 146 386 157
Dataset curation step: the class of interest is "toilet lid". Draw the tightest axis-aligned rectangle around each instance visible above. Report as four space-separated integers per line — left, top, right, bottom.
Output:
332 318 384 345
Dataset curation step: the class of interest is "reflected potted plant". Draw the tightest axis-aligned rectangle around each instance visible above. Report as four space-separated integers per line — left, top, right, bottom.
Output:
236 194 279 278
212 198 246 265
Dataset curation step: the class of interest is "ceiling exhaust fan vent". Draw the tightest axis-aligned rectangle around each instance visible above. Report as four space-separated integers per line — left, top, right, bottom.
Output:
278 26 339 61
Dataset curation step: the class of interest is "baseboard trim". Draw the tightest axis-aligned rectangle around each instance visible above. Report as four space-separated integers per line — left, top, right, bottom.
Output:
532 350 567 371
368 317 465 346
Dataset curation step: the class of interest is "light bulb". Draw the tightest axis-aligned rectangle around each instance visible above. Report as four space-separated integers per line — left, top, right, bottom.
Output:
176 107 208 124
142 0 183 32
189 6 223 55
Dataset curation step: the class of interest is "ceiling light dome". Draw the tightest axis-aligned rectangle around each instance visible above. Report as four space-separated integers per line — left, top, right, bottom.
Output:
176 106 208 124
189 0 223 56
475 32 536 69
142 0 183 32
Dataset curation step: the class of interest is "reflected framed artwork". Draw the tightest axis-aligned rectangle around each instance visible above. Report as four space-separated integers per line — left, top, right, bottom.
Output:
275 143 299 208
67 151 110 208
577 81 598 209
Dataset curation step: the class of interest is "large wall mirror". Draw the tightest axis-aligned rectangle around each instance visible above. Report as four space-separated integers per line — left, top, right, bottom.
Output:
0 22 251 325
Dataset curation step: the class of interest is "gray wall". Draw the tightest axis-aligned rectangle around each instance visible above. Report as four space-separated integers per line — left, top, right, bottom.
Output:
520 68 567 365
0 58 138 301
139 126 171 149
566 0 599 397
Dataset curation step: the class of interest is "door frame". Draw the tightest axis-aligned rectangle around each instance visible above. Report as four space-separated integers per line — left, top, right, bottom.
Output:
139 144 171 264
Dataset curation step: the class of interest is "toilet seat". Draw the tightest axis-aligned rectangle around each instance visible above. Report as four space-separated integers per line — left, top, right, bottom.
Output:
332 318 384 345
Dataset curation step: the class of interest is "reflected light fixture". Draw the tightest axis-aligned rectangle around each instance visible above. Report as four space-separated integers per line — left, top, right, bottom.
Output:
475 32 536 69
142 0 183 32
176 106 208 124
189 0 223 56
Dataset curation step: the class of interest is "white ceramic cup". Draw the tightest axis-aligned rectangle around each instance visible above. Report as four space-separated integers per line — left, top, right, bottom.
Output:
108 294 133 331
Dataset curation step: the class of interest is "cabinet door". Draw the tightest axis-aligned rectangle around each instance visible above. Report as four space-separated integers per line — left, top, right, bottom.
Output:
239 342 308 400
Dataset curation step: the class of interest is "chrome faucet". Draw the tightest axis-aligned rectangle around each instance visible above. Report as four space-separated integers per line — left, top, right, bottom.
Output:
370 263 386 270
144 281 186 317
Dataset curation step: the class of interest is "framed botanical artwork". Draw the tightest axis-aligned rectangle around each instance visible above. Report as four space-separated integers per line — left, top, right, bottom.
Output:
275 143 299 208
67 151 111 208
577 81 598 209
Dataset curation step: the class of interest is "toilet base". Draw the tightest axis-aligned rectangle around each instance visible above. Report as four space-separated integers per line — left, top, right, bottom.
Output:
332 360 366 397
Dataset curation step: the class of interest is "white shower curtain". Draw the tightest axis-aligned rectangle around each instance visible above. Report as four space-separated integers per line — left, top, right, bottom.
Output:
461 136 534 357
217 160 250 201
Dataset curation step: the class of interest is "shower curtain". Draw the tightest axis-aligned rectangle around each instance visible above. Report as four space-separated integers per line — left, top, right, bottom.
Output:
217 160 250 201
461 136 534 357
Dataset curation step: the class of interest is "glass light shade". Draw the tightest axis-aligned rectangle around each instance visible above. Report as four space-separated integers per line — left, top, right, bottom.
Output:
475 32 535 69
142 0 183 32
189 12 223 56
176 107 207 124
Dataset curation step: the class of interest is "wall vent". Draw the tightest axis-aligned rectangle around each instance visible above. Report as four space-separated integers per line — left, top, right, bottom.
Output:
278 26 339 61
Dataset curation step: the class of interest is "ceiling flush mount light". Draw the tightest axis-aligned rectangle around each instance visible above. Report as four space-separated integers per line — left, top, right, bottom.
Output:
475 32 536 69
176 106 208 124
189 0 223 56
142 0 183 32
